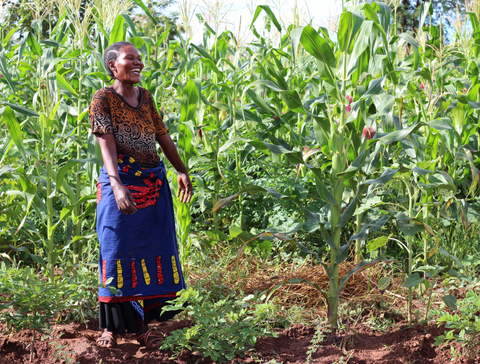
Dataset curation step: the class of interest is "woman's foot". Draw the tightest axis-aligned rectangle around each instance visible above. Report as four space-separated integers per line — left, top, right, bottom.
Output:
96 330 117 348
136 330 163 348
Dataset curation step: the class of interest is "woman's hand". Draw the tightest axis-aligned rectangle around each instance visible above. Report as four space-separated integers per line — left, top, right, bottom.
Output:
157 133 193 203
177 172 193 203
112 185 137 214
96 134 137 214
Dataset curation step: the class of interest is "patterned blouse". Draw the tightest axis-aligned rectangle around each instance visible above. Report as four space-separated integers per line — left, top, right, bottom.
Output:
89 87 167 166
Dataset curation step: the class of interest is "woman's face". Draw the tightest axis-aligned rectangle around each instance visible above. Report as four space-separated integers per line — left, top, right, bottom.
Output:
109 45 144 84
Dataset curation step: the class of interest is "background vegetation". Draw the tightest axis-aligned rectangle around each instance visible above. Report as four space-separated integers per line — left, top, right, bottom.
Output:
2 0 480 361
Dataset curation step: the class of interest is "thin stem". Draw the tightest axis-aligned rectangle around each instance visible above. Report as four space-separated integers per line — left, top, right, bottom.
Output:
30 319 36 363
355 211 363 263
404 179 415 323
424 280 435 321
355 175 365 264
47 151 54 281
73 56 84 264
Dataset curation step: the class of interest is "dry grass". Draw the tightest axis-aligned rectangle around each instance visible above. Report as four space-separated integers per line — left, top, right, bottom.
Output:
187 250 404 313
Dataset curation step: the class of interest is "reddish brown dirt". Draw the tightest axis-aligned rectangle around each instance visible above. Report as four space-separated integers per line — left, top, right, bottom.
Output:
0 318 475 364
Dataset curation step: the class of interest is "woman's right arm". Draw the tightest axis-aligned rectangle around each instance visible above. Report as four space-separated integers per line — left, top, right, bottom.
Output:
96 134 137 215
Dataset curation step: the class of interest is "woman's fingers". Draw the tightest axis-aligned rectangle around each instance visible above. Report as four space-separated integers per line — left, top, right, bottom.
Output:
184 181 193 203
126 190 137 213
177 172 193 203
115 189 137 214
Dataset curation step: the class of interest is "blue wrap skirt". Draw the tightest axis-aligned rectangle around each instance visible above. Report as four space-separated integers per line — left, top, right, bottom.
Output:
96 154 186 333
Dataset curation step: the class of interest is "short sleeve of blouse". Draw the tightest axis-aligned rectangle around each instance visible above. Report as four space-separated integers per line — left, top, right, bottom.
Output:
89 89 113 136
144 89 168 136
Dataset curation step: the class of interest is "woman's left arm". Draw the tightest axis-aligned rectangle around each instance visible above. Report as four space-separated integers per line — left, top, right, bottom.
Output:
156 133 193 203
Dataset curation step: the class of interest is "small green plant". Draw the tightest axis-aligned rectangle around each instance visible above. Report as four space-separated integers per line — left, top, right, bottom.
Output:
367 313 396 333
0 253 97 363
434 289 480 360
0 261 75 362
49 334 75 363
306 324 326 364
332 351 354 364
160 287 277 362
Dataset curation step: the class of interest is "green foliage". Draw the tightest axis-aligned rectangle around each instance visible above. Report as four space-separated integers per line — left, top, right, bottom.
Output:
0 263 69 333
434 289 480 360
0 261 98 330
0 258 96 360
306 325 326 364
160 287 277 362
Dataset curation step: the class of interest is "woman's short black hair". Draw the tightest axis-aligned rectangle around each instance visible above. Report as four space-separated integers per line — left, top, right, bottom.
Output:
103 41 135 80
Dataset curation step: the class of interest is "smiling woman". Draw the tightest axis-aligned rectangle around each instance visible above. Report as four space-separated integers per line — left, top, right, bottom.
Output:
89 41 193 349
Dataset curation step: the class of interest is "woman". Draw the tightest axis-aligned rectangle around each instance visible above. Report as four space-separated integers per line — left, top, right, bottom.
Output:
89 41 192 349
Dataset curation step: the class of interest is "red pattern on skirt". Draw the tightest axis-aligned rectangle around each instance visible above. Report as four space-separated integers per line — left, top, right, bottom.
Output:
96 182 102 204
126 176 162 209
102 260 107 284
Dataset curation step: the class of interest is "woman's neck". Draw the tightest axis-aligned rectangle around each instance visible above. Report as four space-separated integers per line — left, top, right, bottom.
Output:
110 80 136 98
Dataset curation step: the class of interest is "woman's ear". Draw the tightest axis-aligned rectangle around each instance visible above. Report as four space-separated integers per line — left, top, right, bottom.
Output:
108 60 116 77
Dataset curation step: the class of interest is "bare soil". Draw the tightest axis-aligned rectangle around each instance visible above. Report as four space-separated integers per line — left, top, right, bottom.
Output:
0 317 475 364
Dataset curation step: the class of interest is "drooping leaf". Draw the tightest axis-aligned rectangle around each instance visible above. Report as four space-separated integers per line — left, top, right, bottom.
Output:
442 294 457 310
399 33 420 70
337 11 363 54
300 26 336 68
0 50 15 92
250 5 282 32
2 107 26 160
403 273 424 288
366 236 389 253
56 72 78 96
418 2 433 32
179 79 199 122
109 15 126 45
338 257 395 293
0 102 37 117
133 0 158 25
122 14 137 36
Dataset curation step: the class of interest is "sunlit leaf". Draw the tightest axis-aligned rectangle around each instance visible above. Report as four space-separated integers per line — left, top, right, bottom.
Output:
2 107 26 160
366 236 389 253
250 5 282 32
109 15 126 46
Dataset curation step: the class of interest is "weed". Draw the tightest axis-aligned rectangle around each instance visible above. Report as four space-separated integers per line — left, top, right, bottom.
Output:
367 313 396 333
332 351 354 364
49 335 75 363
434 289 480 360
383 344 395 353
306 324 326 364
160 287 276 362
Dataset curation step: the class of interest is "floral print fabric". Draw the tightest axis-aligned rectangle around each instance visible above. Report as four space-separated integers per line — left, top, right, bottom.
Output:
89 87 167 166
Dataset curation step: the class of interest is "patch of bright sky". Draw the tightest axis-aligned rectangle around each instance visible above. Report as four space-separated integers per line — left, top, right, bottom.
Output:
166 0 342 45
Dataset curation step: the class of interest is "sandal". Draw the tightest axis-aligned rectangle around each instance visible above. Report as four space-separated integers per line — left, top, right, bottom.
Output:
136 330 162 348
96 331 117 348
